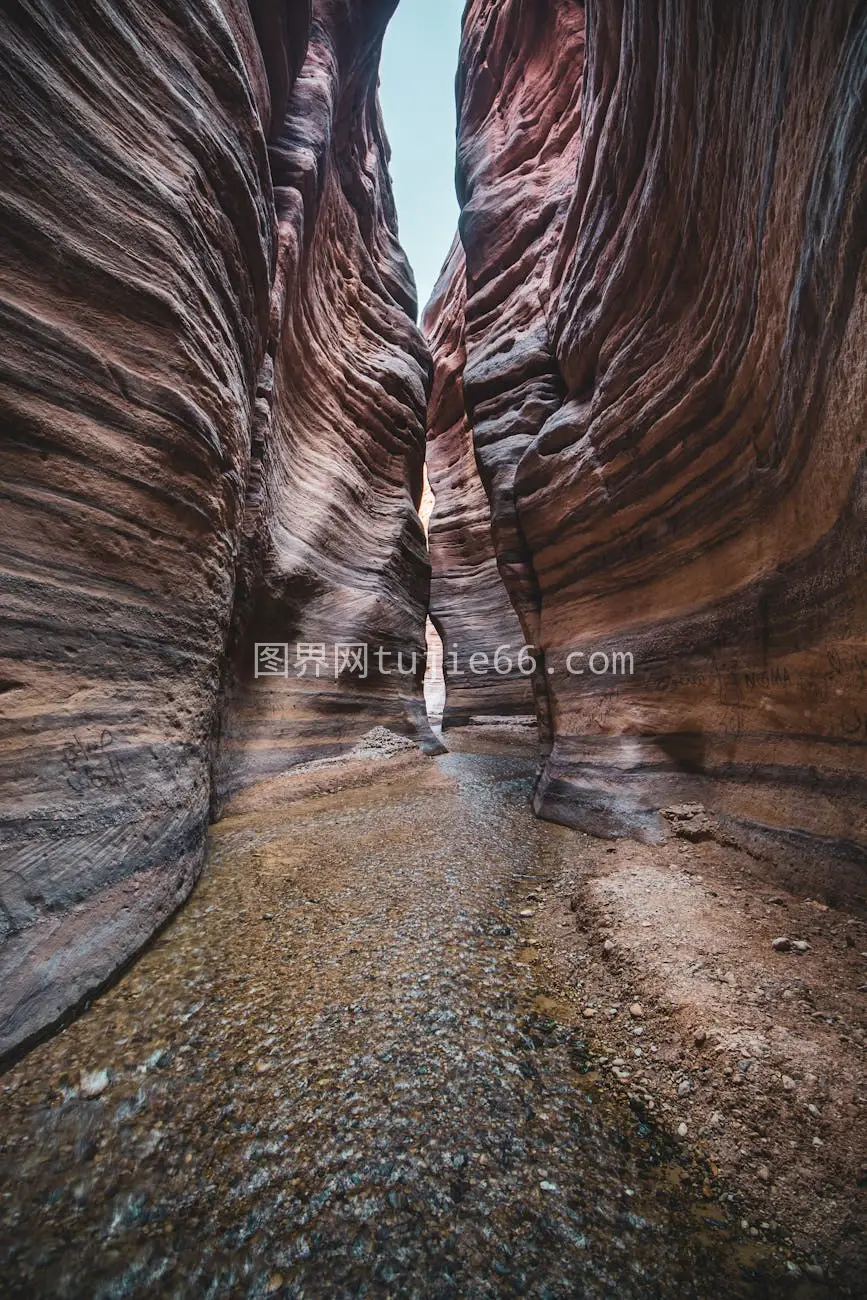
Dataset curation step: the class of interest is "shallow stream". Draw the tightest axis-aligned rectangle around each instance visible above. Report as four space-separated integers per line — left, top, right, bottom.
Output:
0 743 795 1297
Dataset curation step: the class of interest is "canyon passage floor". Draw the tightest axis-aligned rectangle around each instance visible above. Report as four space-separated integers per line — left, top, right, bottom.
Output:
0 740 827 1298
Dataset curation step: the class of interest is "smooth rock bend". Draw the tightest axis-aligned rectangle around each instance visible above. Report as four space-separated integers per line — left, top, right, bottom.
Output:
0 0 432 1061
431 0 867 897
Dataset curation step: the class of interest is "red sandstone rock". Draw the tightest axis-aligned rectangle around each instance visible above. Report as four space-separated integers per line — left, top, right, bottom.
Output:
0 0 432 1060
434 0 867 897
429 0 586 747
424 237 534 726
213 0 439 804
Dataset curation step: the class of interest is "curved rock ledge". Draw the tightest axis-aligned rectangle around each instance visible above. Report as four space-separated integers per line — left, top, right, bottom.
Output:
433 0 867 900
0 0 431 1060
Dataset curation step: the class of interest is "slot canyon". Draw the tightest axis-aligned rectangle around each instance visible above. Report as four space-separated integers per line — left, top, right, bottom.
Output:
0 1 865 1295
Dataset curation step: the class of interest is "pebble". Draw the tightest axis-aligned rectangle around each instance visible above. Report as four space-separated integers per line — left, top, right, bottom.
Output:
772 937 791 952
781 1074 796 1091
791 940 811 955
677 1123 688 1137
693 1029 707 1047
757 1166 771 1183
140 1048 167 1072
629 1003 644 1019
79 1069 110 1099
677 1078 691 1097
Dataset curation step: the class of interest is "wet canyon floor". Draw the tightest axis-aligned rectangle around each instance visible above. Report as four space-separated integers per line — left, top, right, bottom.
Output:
0 741 816 1298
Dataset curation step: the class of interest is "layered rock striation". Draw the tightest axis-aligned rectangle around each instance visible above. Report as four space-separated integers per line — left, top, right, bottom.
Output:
431 0 867 899
213 0 437 802
426 0 585 737
0 0 432 1060
424 237 535 726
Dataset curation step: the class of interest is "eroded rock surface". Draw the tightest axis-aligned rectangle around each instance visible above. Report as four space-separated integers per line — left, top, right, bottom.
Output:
431 0 867 898
214 0 438 804
425 238 534 726
0 0 431 1059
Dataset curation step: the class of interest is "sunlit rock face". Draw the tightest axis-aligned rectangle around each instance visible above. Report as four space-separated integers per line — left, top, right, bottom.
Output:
424 238 535 726
0 0 431 1059
436 0 867 898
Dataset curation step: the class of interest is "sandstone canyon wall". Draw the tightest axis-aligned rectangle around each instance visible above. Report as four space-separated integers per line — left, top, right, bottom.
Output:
0 0 432 1060
430 0 867 901
425 237 535 726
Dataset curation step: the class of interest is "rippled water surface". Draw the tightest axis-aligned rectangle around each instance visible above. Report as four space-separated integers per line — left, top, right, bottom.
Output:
1 747 792 1297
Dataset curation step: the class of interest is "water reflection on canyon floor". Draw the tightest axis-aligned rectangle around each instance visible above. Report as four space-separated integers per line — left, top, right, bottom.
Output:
0 734 823 1298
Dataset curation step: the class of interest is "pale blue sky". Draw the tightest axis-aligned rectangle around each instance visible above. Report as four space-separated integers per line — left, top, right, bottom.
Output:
379 0 464 316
